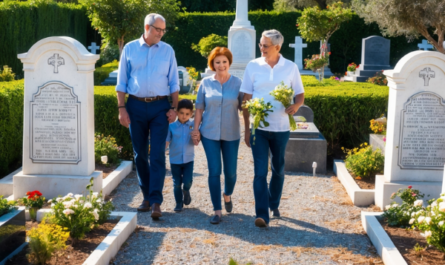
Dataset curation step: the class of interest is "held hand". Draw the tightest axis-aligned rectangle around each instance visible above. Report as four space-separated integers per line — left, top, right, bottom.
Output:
191 130 201 146
244 129 251 148
285 104 300 115
119 108 131 128
166 109 177 123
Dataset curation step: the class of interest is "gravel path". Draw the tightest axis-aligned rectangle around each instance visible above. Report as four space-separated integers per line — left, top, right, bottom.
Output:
110 118 382 265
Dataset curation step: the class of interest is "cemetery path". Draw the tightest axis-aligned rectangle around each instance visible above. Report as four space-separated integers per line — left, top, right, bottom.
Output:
110 120 382 265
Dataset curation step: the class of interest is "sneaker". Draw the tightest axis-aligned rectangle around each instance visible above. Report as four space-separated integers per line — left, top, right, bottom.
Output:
174 203 183 212
271 208 280 218
183 190 192 205
254 218 268 228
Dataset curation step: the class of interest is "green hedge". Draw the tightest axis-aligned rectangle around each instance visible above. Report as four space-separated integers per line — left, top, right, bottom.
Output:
94 60 119 85
0 81 24 177
0 1 99 78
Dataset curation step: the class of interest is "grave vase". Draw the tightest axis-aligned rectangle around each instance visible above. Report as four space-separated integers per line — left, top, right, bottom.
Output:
317 66 325 82
347 71 355 76
29 207 38 222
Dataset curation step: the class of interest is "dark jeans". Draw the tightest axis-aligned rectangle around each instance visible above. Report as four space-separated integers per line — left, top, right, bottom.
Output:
170 161 194 205
127 97 170 205
250 129 290 224
201 136 240 211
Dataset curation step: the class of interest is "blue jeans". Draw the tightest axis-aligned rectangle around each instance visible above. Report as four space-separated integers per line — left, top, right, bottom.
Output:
201 136 240 211
170 161 194 205
250 129 290 224
126 97 170 205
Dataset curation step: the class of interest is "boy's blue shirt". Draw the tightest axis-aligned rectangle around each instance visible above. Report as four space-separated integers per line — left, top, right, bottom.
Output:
166 119 195 164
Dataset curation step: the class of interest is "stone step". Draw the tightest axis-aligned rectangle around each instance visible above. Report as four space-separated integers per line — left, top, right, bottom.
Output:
0 167 21 197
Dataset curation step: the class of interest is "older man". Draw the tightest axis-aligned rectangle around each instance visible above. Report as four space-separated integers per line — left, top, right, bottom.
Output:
116 13 179 220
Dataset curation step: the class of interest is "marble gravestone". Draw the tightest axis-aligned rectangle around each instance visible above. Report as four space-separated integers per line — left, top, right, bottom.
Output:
227 0 256 80
285 105 327 174
289 36 307 71
14 37 102 199
347 36 392 82
375 51 445 208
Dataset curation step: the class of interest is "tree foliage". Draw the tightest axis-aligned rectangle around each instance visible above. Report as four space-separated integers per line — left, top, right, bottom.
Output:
352 0 445 53
85 0 181 54
191 34 228 58
274 0 351 10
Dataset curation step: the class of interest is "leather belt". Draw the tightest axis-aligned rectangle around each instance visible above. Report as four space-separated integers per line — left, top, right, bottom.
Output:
129 95 167 102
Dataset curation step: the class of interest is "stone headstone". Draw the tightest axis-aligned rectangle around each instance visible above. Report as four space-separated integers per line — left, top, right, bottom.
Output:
289 36 307 71
349 36 392 82
15 37 102 199
228 0 255 72
88 42 100 54
375 51 445 208
418 39 433 50
285 105 327 174
101 70 118 85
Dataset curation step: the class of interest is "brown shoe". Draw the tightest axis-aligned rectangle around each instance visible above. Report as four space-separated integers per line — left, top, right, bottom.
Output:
151 203 162 220
255 218 268 228
137 200 151 212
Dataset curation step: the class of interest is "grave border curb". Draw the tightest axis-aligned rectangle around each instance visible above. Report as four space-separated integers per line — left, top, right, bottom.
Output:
361 212 407 265
334 160 374 206
102 160 133 197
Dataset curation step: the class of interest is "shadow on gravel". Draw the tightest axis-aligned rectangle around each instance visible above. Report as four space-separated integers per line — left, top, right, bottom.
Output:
116 230 167 264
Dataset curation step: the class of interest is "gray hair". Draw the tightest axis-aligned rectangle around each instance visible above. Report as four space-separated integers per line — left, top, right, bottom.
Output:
144 13 166 29
262 29 284 47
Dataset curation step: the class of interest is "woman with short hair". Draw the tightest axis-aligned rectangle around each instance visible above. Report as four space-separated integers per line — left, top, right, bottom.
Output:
192 47 243 224
241 29 305 228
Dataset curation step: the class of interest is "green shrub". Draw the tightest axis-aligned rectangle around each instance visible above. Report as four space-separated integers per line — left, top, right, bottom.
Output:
383 186 424 227
94 133 122 166
0 66 15 81
0 195 17 217
343 143 385 179
191 34 228 58
94 60 119 85
96 44 120 67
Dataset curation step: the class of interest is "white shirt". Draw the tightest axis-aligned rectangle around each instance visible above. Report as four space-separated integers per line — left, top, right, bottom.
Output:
240 55 304 132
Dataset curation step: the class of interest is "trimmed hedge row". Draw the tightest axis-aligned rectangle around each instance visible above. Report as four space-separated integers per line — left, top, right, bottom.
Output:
94 60 119 85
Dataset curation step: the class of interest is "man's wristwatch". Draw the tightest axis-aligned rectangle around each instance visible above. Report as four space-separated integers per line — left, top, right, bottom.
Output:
170 107 177 111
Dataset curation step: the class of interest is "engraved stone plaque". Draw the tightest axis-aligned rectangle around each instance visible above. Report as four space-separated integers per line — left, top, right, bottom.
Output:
231 31 251 61
399 92 445 169
30 81 81 164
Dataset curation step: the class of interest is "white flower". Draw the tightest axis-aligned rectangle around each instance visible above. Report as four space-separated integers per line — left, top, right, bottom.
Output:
418 216 425 224
47 199 52 203
439 221 444 227
66 193 73 197
432 201 438 208
72 204 78 208
425 217 432 225
92 209 99 221
409 218 415 224
432 211 436 216
411 212 416 217
79 200 84 204
417 210 424 215
63 201 73 208
51 203 55 207
439 202 445 212
63 209 74 215
385 205 391 210
74 194 83 201
56 197 63 202
392 204 399 208
84 202 92 208
414 200 423 207
424 230 432 238
96 199 102 203
92 192 99 199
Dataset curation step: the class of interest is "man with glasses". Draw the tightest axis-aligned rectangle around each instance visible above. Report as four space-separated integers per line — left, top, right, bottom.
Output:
116 13 179 220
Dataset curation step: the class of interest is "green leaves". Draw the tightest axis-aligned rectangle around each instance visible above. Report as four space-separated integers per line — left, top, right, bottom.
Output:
191 34 228 58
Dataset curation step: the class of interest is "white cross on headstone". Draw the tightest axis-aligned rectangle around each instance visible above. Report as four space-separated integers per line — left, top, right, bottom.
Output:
418 39 433 50
419 67 435 86
88 42 100 54
48 53 65 73
289 36 307 70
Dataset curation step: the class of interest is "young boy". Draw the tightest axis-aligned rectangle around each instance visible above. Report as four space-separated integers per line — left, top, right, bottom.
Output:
166 99 195 212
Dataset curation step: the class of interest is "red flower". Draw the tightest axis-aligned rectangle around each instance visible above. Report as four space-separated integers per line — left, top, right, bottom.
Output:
26 191 31 196
412 193 417 197
408 185 412 189
328 52 331 55
296 24 299 27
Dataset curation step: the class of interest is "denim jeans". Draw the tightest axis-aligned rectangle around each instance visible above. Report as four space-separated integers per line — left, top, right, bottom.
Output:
250 129 290 224
201 136 240 211
170 161 194 205
127 97 170 205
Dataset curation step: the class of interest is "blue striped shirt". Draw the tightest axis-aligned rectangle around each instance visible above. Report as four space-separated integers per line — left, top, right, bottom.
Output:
116 36 179 97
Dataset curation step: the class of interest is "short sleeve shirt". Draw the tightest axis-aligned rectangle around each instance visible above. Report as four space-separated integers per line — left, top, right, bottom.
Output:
166 120 195 164
240 55 304 132
195 75 243 141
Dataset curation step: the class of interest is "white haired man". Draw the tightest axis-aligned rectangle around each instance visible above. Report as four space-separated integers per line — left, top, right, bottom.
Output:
241 29 305 227
116 13 179 220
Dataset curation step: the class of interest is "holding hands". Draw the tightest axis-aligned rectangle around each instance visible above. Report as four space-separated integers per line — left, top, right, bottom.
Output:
191 130 201 146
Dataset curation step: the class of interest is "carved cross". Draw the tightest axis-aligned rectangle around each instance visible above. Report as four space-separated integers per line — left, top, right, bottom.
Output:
289 37 307 70
419 67 435 86
48 53 65 73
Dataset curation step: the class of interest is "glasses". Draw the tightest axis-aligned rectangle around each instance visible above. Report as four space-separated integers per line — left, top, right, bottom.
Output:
258 43 273 49
150 25 167 34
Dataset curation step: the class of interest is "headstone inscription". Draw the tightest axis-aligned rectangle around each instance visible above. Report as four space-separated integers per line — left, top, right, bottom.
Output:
289 36 307 71
15 37 101 199
285 105 327 174
348 36 392 82
375 51 445 208
418 39 433 51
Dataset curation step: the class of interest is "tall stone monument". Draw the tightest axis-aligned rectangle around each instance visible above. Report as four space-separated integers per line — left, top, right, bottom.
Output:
14 37 102 199
227 0 256 79
375 51 445 208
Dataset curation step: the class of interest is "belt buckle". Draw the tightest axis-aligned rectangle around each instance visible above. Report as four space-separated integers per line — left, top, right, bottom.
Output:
144 97 151 102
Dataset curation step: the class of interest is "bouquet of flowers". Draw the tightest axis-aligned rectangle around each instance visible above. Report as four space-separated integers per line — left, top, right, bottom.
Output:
347 62 358 72
21 190 45 209
270 82 297 131
242 98 273 144
304 54 329 72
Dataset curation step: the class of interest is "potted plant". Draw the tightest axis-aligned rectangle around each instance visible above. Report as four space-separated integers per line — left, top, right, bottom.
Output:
304 54 330 81
20 191 45 222
347 62 358 76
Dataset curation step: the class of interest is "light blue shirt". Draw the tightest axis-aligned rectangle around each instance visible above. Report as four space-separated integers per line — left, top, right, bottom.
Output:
166 119 195 164
116 36 180 97
195 75 243 141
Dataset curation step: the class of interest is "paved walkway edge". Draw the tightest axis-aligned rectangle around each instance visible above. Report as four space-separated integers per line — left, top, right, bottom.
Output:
334 160 374 206
361 212 407 265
